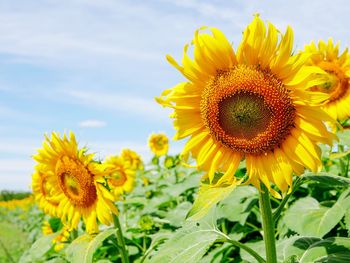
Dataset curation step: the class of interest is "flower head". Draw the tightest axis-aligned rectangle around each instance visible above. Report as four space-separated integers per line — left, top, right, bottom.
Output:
121 148 143 170
148 133 169 157
104 155 136 197
33 132 117 234
304 39 350 121
157 16 336 196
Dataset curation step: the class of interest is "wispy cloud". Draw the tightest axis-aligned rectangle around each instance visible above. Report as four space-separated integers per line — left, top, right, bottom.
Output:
78 119 107 128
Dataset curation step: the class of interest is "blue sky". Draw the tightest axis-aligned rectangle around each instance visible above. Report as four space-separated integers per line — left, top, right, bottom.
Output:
1 0 350 190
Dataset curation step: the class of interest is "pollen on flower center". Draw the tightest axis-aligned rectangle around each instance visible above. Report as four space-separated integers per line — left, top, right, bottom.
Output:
56 156 97 208
108 170 127 187
219 92 272 140
201 65 296 154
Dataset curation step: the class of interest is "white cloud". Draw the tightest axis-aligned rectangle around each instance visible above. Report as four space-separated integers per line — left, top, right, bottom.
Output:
78 119 107 128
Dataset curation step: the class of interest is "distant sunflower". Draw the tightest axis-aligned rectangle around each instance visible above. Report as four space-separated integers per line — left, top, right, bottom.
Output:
148 133 169 157
304 39 350 121
157 16 337 196
121 148 143 170
104 156 135 196
32 167 60 217
33 132 117 234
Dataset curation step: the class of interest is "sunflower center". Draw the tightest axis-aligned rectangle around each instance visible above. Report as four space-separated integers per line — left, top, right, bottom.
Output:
312 61 349 102
108 170 127 187
56 156 97 208
201 65 296 154
219 92 271 140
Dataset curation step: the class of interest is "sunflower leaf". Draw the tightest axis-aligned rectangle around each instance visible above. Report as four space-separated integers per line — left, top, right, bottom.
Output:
186 183 237 221
65 228 115 263
299 237 350 262
144 212 221 263
303 172 350 187
283 189 350 238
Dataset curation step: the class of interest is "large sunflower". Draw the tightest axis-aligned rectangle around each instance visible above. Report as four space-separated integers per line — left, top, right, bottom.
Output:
33 132 117 234
104 155 136 197
156 16 337 196
304 39 350 121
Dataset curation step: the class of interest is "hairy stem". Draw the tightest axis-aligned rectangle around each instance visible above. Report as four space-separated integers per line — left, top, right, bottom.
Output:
259 184 277 263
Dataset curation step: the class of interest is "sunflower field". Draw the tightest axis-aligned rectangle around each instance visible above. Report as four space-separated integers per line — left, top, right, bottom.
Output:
2 15 350 263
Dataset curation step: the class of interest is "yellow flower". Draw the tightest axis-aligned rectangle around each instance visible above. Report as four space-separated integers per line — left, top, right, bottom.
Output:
304 39 350 121
32 167 60 217
33 132 117 234
104 155 135 196
121 148 143 170
148 133 169 157
42 220 54 235
52 226 71 252
156 16 337 196
0 196 34 210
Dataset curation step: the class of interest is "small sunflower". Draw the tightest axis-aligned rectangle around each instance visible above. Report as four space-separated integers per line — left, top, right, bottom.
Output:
304 39 350 121
121 148 143 170
104 155 136 196
42 220 54 235
148 133 169 157
157 16 337 196
52 226 71 252
32 166 60 217
33 132 117 234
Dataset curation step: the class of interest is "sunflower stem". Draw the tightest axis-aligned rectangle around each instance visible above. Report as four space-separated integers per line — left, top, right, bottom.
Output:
259 184 277 263
113 214 129 263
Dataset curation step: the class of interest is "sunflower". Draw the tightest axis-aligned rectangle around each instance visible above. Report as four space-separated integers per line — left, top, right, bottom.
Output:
52 226 71 252
33 132 117 234
148 133 169 157
121 148 143 170
42 220 54 235
104 155 136 196
156 16 337 196
304 39 350 121
32 166 60 217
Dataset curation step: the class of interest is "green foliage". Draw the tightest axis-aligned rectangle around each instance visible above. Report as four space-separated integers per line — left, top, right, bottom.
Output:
65 229 115 263
187 184 237 220
283 189 350 238
145 213 221 263
3 132 350 263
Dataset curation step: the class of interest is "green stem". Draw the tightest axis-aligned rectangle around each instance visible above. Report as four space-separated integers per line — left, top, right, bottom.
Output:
272 177 303 222
220 236 265 263
259 184 277 263
113 214 129 263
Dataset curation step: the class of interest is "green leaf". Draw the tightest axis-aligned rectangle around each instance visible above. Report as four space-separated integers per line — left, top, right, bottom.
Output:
303 172 350 187
344 208 350 236
283 190 350 238
145 214 221 263
164 202 192 227
186 183 237 220
241 236 321 262
19 233 59 263
299 237 350 262
329 150 350 159
65 228 115 263
217 186 258 224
